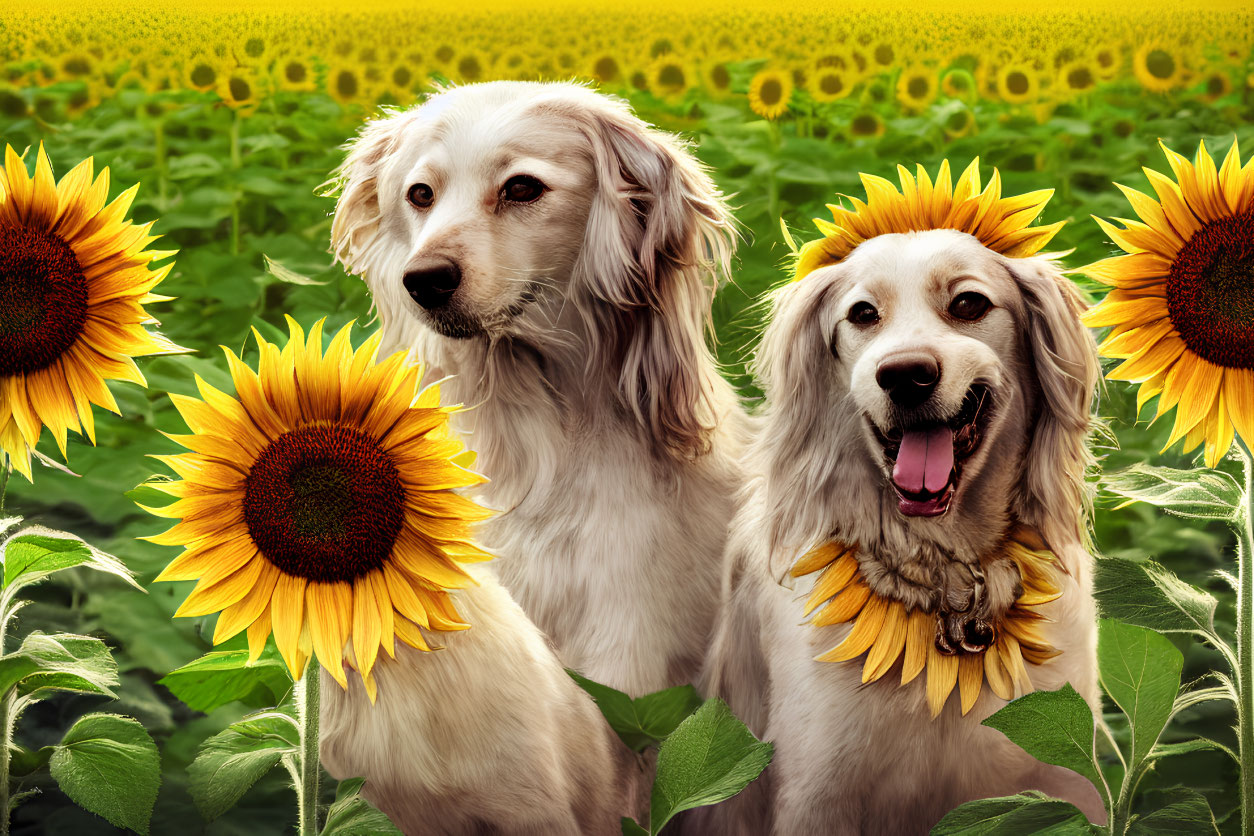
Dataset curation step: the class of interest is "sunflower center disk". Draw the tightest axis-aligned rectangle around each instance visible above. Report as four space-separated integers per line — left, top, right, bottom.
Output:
0 228 88 376
243 423 407 583
1167 208 1254 370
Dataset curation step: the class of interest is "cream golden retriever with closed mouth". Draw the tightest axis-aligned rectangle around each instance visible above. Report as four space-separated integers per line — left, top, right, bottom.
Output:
319 81 747 834
699 227 1106 835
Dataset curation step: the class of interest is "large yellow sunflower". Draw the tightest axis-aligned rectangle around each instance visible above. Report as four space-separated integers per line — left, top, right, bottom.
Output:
1082 139 1254 468
748 68 792 120
794 157 1063 281
145 319 494 701
0 144 179 480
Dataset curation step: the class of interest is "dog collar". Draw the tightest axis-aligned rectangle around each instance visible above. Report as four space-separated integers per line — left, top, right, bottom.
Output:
790 526 1061 718
791 158 1065 282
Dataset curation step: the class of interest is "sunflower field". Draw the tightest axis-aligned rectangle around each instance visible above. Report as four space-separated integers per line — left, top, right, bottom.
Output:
2 0 1254 833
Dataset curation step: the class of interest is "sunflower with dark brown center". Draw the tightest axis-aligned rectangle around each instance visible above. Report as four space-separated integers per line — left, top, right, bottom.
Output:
1083 139 1254 467
144 318 494 701
0 144 180 480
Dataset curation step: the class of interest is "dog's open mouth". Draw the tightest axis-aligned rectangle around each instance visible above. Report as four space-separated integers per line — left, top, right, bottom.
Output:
870 384 993 518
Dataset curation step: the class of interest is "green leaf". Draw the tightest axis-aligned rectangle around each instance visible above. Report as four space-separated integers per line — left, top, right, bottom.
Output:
0 632 119 698
264 254 329 286
3 527 141 591
321 777 404 835
1093 557 1217 638
1101 463 1241 521
159 649 292 713
568 670 704 752
621 818 650 836
189 713 299 822
1129 788 1219 835
648 698 773 834
1097 619 1183 765
982 685 1101 787
4 534 91 587
1149 738 1230 761
49 714 160 835
931 791 1095 834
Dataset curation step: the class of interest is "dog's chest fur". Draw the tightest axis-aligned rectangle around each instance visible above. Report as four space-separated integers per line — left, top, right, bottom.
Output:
416 333 742 696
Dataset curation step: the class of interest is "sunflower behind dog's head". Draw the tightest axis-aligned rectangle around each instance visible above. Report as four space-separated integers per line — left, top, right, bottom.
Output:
756 160 1098 626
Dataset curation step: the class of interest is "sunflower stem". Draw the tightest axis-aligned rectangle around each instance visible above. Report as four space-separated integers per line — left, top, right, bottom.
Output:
295 663 321 836
767 119 781 230
1235 436 1254 836
0 455 9 517
0 685 13 836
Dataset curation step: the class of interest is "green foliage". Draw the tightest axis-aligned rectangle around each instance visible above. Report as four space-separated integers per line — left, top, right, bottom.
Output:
1098 619 1183 768
49 714 161 834
982 684 1104 789
320 778 404 836
159 649 293 713
1102 464 1244 522
0 631 119 698
931 791 1096 835
569 670 704 752
1093 557 1219 639
188 713 299 821
618 698 772 835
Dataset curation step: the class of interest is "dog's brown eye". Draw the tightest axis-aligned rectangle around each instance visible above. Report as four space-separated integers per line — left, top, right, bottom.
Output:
848 301 880 326
407 183 434 208
949 291 992 322
501 175 546 204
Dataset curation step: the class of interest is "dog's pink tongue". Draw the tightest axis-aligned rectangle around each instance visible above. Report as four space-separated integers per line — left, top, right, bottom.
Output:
893 425 955 494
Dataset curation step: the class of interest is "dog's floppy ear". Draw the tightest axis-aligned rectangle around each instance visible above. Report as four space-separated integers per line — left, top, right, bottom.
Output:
755 274 843 582
565 93 736 459
1004 256 1100 553
328 108 414 280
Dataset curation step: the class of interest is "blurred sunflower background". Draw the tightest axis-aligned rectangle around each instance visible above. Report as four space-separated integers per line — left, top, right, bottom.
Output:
1 0 1253 832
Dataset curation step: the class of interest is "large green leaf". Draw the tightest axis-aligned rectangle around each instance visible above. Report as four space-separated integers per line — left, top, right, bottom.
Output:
49 714 161 835
648 698 773 835
159 649 292 713
188 713 299 822
320 777 404 835
981 685 1101 788
3 528 140 590
1097 619 1183 765
0 631 119 698
1128 788 1220 835
1101 463 1242 521
931 791 1095 835
568 670 703 752
1093 557 1217 638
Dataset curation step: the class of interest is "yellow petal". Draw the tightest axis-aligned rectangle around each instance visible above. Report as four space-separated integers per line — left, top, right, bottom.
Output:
901 609 933 685
307 582 350 688
862 601 908 683
927 644 959 717
959 653 984 715
816 594 888 663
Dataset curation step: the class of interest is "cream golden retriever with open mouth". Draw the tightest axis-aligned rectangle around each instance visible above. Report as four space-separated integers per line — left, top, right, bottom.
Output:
699 222 1105 835
319 81 747 833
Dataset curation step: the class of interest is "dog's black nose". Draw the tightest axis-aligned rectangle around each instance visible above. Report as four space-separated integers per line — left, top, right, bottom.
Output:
876 354 940 408
403 264 462 310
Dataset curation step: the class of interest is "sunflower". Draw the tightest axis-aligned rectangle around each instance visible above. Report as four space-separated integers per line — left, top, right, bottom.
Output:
325 63 363 106
794 157 1062 281
849 111 885 139
217 68 259 112
0 144 180 480
145 318 494 700
996 62 1040 104
748 68 792 120
810 67 851 103
940 68 977 102
1056 60 1098 98
942 106 977 140
1081 139 1254 468
701 58 733 98
792 527 1061 717
649 56 691 100
586 53 624 86
183 51 220 93
1198 70 1233 102
1092 44 1122 80
896 65 938 110
1133 41 1184 92
274 51 316 93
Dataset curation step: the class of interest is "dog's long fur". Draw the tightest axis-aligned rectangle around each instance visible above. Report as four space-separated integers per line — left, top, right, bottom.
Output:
320 82 747 832
698 230 1105 835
